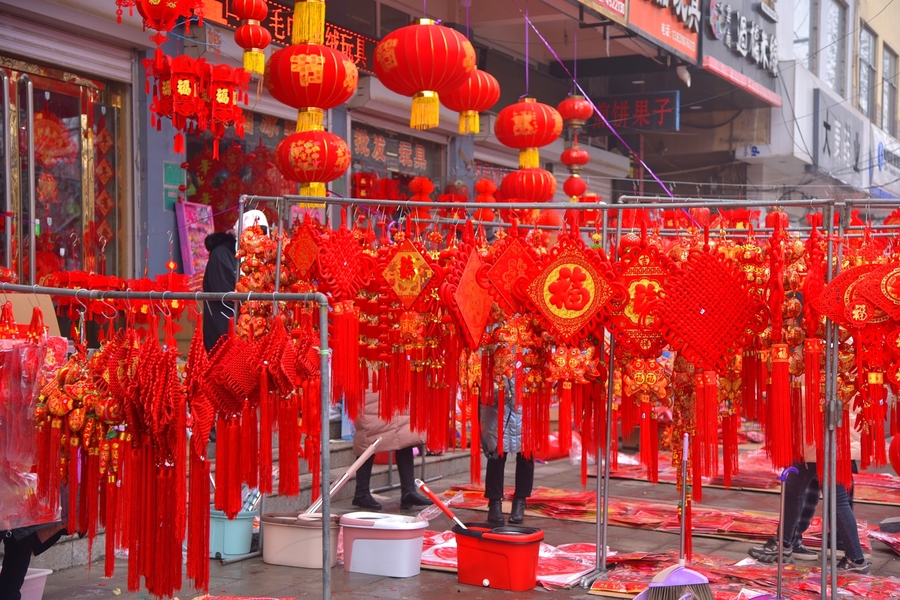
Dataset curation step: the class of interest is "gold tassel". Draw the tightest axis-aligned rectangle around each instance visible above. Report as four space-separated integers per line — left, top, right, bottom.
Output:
243 50 266 76
299 182 326 207
292 0 326 45
458 110 480 134
296 108 324 132
519 147 540 168
411 91 440 130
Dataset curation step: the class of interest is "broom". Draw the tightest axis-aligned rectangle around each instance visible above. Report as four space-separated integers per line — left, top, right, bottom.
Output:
646 433 714 600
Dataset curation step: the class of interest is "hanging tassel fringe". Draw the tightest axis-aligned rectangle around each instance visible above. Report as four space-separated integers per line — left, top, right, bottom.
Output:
410 91 440 130
292 0 326 44
768 344 794 467
243 50 266 75
458 110 480 134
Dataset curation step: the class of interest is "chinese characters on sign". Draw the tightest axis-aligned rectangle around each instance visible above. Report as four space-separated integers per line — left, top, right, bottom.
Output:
573 0 627 25
627 0 699 62
205 0 378 75
650 0 701 33
351 124 438 176
594 91 681 132
812 88 866 190
708 0 778 76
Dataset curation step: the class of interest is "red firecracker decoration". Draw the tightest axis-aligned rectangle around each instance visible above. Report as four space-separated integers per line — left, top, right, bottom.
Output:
233 0 272 75
494 98 563 168
374 19 476 130
265 44 359 132
440 68 501 134
275 127 351 197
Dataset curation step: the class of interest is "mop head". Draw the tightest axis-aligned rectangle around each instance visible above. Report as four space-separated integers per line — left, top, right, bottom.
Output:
646 565 715 600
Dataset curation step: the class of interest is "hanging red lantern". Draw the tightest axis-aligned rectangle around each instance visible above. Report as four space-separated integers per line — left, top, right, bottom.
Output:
374 19 476 130
500 168 557 203
766 209 790 229
494 98 563 168
135 0 199 69
275 127 351 197
557 94 594 131
440 68 501 134
233 0 272 76
265 44 359 131
689 206 711 228
169 55 205 154
563 175 586 199
206 64 251 159
579 192 603 226
560 144 590 174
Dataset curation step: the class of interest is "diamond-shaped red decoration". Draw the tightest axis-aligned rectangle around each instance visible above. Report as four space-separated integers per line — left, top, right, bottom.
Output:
95 219 114 243
383 239 434 309
94 189 114 217
95 127 114 156
95 158 114 187
486 238 535 314
286 226 318 278
525 241 615 343
454 251 493 350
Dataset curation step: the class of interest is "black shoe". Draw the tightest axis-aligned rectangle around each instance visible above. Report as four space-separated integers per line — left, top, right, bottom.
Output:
836 556 870 574
352 493 382 511
508 497 527 524
400 491 432 510
792 543 819 561
748 539 793 564
487 499 504 525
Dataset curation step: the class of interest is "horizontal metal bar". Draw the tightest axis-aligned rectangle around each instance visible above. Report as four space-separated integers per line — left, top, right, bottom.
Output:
618 195 836 208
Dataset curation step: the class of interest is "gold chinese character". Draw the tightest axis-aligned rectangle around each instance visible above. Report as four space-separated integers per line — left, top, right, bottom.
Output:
176 79 192 95
215 88 230 104
290 54 325 86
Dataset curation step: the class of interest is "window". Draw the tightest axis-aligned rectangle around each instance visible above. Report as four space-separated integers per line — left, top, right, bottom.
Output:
793 0 813 69
859 27 876 119
328 0 376 37
380 4 410 38
822 0 847 95
884 46 898 135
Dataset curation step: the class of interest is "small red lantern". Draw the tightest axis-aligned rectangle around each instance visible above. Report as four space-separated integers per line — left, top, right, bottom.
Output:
557 94 594 130
689 207 711 228
765 209 790 229
579 192 603 226
440 68 501 134
233 0 271 76
265 44 359 131
560 144 591 174
136 0 195 69
500 168 557 203
206 64 251 158
494 98 563 168
374 19 476 130
563 175 586 199
275 128 351 197
473 178 497 222
169 55 204 154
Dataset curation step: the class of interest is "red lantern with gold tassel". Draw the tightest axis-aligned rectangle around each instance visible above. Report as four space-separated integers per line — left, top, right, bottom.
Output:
275 127 351 197
561 144 590 174
494 98 563 168
265 44 359 132
233 0 272 76
440 68 501 134
557 93 593 131
374 19 476 130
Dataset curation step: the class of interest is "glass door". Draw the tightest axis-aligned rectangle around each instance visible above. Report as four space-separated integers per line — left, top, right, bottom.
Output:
1 58 124 284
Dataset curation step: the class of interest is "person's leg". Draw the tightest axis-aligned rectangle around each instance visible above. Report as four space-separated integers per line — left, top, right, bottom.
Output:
790 475 821 560
834 484 869 572
0 531 37 600
485 453 507 524
749 462 817 563
509 453 535 524
352 455 382 510
397 446 431 509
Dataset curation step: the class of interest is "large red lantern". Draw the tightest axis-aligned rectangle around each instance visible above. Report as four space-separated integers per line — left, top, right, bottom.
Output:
275 128 351 197
265 44 359 131
494 98 563 168
374 19 476 130
557 94 594 131
233 0 271 75
440 68 501 134
500 168 557 203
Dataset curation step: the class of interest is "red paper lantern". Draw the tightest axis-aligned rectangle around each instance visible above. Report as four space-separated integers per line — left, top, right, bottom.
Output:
206 64 251 158
374 19 476 130
500 168 557 203
169 55 205 154
689 207 710 228
233 0 272 76
560 145 590 173
265 44 359 131
563 175 586 199
275 128 351 197
135 0 198 69
765 209 790 229
494 98 563 168
557 94 594 130
440 68 501 134
579 192 603 226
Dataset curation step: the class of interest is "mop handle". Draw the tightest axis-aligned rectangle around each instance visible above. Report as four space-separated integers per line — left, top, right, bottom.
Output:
415 479 467 530
776 466 799 600
680 432 689 566
305 437 382 515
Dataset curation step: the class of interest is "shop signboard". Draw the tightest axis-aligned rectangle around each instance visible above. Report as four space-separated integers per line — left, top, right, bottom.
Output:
701 0 780 105
868 124 900 198
593 91 681 132
203 0 378 75
574 0 627 25
627 0 700 64
812 88 867 189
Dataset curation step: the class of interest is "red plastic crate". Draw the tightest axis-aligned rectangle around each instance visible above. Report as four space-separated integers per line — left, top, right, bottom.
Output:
453 523 543 591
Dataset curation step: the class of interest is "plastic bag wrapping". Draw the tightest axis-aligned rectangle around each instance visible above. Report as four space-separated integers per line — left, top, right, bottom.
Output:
0 334 57 531
414 491 465 523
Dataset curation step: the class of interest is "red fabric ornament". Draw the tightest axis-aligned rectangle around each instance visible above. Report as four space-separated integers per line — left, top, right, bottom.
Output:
407 177 435 220
494 98 563 168
557 93 594 130
482 228 539 314
440 68 501 134
441 227 494 351
205 64 250 159
563 175 586 199
275 128 351 197
136 0 197 70
473 178 497 222
374 19 476 129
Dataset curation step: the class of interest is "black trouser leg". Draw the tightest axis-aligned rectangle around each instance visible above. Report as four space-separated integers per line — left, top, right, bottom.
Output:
484 454 508 500
0 532 36 600
395 446 417 497
514 453 535 499
354 455 375 498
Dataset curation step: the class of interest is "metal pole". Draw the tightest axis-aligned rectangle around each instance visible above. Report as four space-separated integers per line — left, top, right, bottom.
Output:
829 206 845 599
318 298 332 600
20 75 35 285
820 203 834 598
1 70 10 269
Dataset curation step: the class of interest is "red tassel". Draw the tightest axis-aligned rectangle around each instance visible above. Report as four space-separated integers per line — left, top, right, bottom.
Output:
278 393 300 496
67 437 79 534
332 302 363 421
213 414 226 511
187 450 210 592
695 371 719 479
804 338 824 445
865 372 888 468
470 391 481 485
640 400 658 483
241 401 258 488
259 366 273 494
174 132 184 155
791 382 804 462
756 348 769 430
104 475 117 578
722 413 739 488
86 449 100 560
558 382 572 455
768 344 794 467
684 485 693 560
836 407 853 489
742 350 758 421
